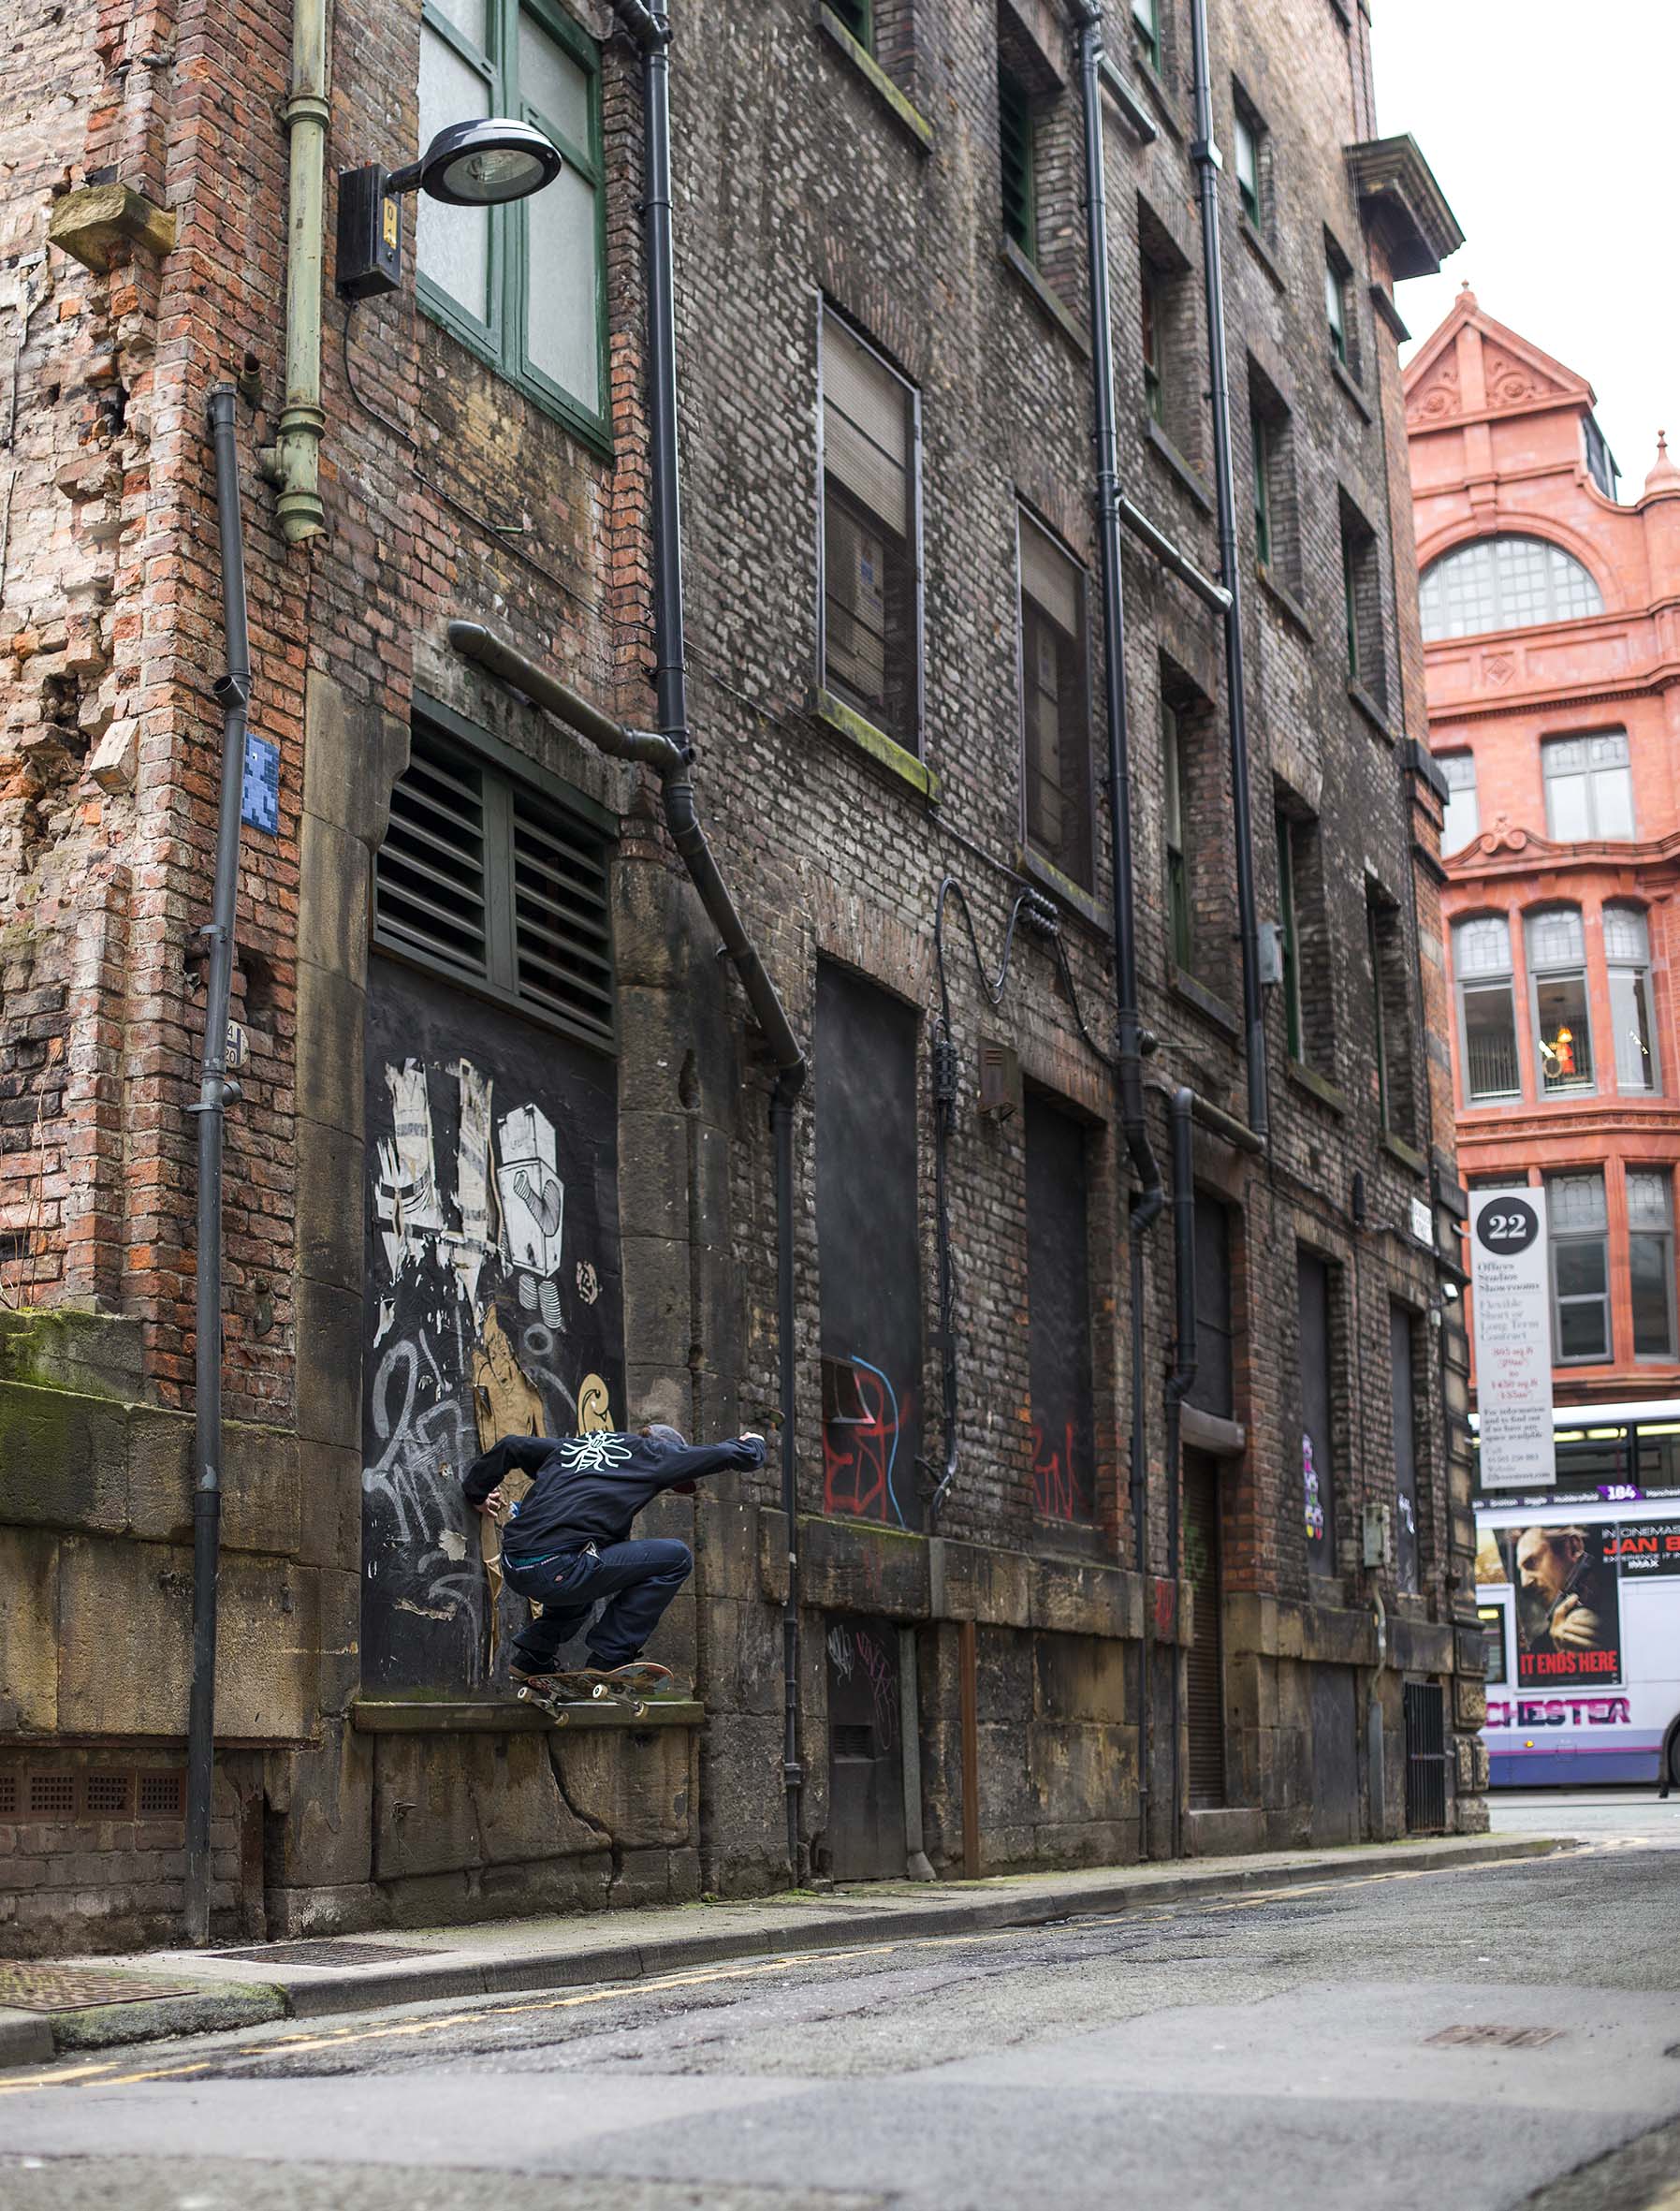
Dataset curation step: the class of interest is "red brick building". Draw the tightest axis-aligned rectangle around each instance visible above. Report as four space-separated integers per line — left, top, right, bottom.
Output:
1408 290 1680 1442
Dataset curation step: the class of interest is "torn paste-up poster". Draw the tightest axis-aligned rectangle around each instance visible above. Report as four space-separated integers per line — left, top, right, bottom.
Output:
496 1103 564 1276
447 1059 494 1308
373 1062 445 1281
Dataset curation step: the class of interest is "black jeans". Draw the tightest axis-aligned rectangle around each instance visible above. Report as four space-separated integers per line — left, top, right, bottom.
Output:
499 1537 692 1672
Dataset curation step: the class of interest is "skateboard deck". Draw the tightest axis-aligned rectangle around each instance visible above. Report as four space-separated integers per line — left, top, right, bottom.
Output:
514 1663 680 1723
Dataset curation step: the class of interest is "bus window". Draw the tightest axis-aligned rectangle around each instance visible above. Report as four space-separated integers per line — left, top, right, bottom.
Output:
1477 1604 1507 1685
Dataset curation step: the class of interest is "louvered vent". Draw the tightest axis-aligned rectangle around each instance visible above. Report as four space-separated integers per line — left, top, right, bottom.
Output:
512 788 614 1049
374 725 489 982
374 716 616 1052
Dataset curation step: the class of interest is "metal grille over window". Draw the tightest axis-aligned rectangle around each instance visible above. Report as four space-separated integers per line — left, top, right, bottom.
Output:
1403 1681 1447 1833
374 725 489 981
1419 534 1603 641
821 312 918 743
999 66 1035 260
376 716 615 1052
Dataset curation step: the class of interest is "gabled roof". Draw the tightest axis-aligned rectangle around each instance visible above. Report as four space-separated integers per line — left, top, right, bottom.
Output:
1403 290 1597 432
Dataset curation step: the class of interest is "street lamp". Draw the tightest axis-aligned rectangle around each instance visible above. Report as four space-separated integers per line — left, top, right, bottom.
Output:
336 119 564 300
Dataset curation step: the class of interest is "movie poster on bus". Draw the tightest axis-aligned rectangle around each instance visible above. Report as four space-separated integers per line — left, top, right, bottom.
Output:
1609 1522 1680 1577
1497 1524 1622 1687
1468 1188 1556 1488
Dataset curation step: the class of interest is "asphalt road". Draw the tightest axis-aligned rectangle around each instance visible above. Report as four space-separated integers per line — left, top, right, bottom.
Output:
4 1795 1678 2211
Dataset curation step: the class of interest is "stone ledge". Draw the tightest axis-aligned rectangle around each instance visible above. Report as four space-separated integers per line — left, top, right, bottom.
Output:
48 183 175 272
809 689 940 803
351 1699 703 1734
1000 238 1090 359
812 7 934 151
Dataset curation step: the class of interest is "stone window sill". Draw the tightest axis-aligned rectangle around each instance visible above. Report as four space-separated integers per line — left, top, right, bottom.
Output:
1018 842 1109 934
1145 419 1215 515
1286 1056 1348 1117
813 7 934 152
1238 214 1286 294
1001 238 1090 360
1348 679 1395 743
1381 1130 1428 1177
1171 964 1240 1039
1100 57 1158 144
1331 353 1373 422
1257 563 1313 639
1369 282 1410 344
811 687 940 802
352 1698 703 1734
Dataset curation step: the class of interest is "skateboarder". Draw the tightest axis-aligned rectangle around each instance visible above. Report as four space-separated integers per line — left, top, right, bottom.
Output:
462 1421 766 1691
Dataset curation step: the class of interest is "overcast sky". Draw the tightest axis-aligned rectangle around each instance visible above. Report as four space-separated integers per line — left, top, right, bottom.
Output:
1370 0 1677 497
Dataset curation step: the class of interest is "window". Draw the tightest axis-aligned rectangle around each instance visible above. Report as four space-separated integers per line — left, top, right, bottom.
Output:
1297 1249 1338 1573
999 62 1036 261
1233 86 1267 233
1629 1169 1676 1360
1324 246 1351 368
1542 730 1634 842
1250 405 1272 565
1248 362 1297 588
1605 904 1659 1094
1132 0 1160 73
373 709 615 1051
1583 414 1619 500
1547 1170 1610 1364
1439 752 1478 854
1277 803 1331 1072
1340 497 1384 704
1141 259 1165 426
814 962 923 1528
1367 888 1416 1143
1527 907 1594 1095
1189 1194 1234 1420
829 0 872 46
416 0 606 438
1018 514 1093 891
1419 535 1603 641
1025 1094 1097 1522
1163 697 1191 969
820 309 921 748
1453 915 1520 1105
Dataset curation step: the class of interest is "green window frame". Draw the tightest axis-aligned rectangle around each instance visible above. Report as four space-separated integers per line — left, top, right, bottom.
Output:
830 0 873 49
1277 808 1302 1061
1132 0 1160 73
1250 406 1272 567
416 0 609 453
999 65 1036 262
1142 263 1164 426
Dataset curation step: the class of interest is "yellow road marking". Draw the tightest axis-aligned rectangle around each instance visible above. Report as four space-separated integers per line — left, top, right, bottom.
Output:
0 1853 1540 2098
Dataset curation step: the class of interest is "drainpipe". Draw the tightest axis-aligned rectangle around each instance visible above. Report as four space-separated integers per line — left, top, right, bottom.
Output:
1186 0 1268 1141
257 0 329 543
1162 1089 1198 1861
186 388 254 1943
605 0 807 1884
1072 0 1165 1851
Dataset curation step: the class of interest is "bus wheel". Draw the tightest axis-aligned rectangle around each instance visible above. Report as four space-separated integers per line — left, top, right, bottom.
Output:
1669 1726 1680 1794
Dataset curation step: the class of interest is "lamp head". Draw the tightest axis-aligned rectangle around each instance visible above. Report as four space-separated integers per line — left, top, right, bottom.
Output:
390 119 563 207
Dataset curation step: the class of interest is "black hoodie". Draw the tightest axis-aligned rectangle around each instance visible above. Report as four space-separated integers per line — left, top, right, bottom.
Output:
461 1428 765 1558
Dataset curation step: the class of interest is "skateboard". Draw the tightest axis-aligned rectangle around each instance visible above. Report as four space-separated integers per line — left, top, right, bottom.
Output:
513 1662 680 1723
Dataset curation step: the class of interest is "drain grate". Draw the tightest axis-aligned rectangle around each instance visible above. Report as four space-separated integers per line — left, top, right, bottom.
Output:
212 1940 448 1968
0 1964 204 2013
1426 2023 1564 2050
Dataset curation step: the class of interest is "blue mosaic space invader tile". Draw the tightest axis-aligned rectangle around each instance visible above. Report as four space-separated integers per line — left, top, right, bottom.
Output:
241 732 280 834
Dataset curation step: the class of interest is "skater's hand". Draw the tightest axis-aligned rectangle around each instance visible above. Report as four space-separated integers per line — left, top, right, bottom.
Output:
740 1432 764 1447
475 1486 506 1520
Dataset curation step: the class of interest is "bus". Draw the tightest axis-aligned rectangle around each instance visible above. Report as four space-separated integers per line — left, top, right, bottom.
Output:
1473 1398 1680 1788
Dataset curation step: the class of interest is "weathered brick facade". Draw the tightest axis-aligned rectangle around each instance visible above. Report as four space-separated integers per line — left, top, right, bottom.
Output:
1 0 1481 1955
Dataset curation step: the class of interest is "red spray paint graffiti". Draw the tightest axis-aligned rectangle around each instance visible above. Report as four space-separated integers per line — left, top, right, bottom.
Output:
823 1358 913 1527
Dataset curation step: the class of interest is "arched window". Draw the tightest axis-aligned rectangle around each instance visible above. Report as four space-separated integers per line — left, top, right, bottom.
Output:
1419 535 1603 641
1525 906 1594 1095
1604 903 1659 1094
1452 915 1519 1104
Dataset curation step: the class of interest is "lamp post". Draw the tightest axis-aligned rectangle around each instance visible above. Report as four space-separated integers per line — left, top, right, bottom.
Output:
336 118 564 300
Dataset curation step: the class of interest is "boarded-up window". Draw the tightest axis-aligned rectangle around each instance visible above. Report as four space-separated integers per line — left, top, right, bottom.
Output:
1025 1094 1095 1522
1188 1195 1234 1420
1019 516 1093 892
815 964 923 1528
1298 1249 1337 1574
821 312 921 747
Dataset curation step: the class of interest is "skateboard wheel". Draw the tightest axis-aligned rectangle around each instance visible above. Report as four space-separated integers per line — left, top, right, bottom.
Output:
631 1702 648 1718
517 1687 532 1702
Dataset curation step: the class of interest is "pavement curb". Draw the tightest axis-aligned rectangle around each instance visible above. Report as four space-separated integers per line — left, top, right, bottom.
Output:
22 1833 1558 2055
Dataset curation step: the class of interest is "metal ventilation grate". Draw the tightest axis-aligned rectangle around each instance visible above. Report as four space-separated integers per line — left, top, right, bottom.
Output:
375 716 616 1053
85 1772 132 1816
1404 1680 1448 1834
832 1722 875 1762
137 1771 186 1818
29 1773 75 1816
374 725 489 982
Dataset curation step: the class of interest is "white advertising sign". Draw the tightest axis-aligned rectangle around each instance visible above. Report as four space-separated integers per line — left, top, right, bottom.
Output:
1469 1186 1556 1488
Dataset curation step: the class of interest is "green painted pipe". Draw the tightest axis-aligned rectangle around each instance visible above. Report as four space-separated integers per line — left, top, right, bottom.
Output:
262 0 329 544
